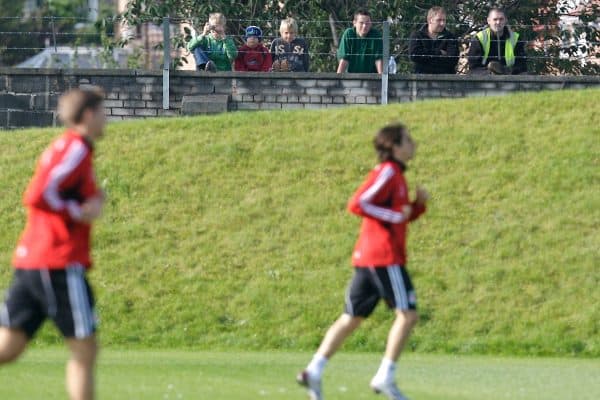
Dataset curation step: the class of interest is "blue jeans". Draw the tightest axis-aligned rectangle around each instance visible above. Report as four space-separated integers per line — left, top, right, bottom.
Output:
192 46 210 69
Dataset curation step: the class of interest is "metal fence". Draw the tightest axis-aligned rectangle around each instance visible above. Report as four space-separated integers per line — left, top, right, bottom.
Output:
1 15 599 108
2 15 599 70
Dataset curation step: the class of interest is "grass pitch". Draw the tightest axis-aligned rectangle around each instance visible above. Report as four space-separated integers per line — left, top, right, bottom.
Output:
0 349 598 399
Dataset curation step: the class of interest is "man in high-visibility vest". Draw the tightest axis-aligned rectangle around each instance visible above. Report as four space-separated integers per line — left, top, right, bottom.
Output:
468 8 526 75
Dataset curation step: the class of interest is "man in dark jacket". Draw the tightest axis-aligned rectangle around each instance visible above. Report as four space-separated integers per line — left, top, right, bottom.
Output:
468 8 527 75
408 6 459 74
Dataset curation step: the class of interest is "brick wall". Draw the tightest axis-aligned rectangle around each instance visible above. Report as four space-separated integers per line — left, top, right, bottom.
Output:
1 68 598 128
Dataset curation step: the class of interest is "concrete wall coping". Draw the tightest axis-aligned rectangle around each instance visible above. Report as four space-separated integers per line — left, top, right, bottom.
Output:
1 67 599 84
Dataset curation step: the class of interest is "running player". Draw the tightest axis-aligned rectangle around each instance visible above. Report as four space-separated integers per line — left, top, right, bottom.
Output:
297 123 429 400
0 87 107 400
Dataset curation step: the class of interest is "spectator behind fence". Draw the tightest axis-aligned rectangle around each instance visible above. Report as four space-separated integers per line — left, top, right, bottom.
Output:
467 8 526 75
337 9 383 74
408 6 459 74
187 13 237 72
270 18 310 72
235 26 272 72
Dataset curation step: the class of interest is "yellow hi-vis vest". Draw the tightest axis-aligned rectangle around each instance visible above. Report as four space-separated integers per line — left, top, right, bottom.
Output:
476 28 519 67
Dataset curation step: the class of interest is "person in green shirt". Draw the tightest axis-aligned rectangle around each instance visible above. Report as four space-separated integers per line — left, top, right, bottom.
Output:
187 13 238 72
337 9 383 74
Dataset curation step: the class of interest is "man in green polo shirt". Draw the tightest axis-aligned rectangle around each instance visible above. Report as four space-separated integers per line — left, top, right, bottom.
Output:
337 9 383 74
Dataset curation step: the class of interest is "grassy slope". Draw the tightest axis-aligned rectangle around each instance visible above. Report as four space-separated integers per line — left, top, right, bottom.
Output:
0 89 598 356
0 350 598 400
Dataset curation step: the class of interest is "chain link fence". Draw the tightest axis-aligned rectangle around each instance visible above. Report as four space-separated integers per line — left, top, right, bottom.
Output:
1 15 599 73
1 13 599 110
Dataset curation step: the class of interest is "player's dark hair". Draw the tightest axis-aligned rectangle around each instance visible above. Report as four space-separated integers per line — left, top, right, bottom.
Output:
58 87 104 126
354 8 371 20
373 124 407 162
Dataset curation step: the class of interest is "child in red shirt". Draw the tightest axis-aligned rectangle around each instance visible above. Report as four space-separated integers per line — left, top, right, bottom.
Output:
234 26 272 72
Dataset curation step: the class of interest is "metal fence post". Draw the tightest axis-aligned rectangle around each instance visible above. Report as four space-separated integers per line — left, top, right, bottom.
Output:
162 17 170 110
381 20 390 105
50 16 57 52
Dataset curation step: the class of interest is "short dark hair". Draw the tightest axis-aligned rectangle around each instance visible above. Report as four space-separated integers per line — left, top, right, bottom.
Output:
373 124 407 162
58 87 104 126
354 8 371 20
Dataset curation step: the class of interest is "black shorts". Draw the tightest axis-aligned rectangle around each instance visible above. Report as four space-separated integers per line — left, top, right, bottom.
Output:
344 265 416 318
0 265 97 339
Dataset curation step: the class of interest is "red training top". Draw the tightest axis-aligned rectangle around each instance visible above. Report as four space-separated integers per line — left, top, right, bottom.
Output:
347 161 426 267
13 130 100 269
234 44 272 72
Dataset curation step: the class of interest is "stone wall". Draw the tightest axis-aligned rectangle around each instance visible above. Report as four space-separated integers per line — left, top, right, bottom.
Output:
1 68 598 128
